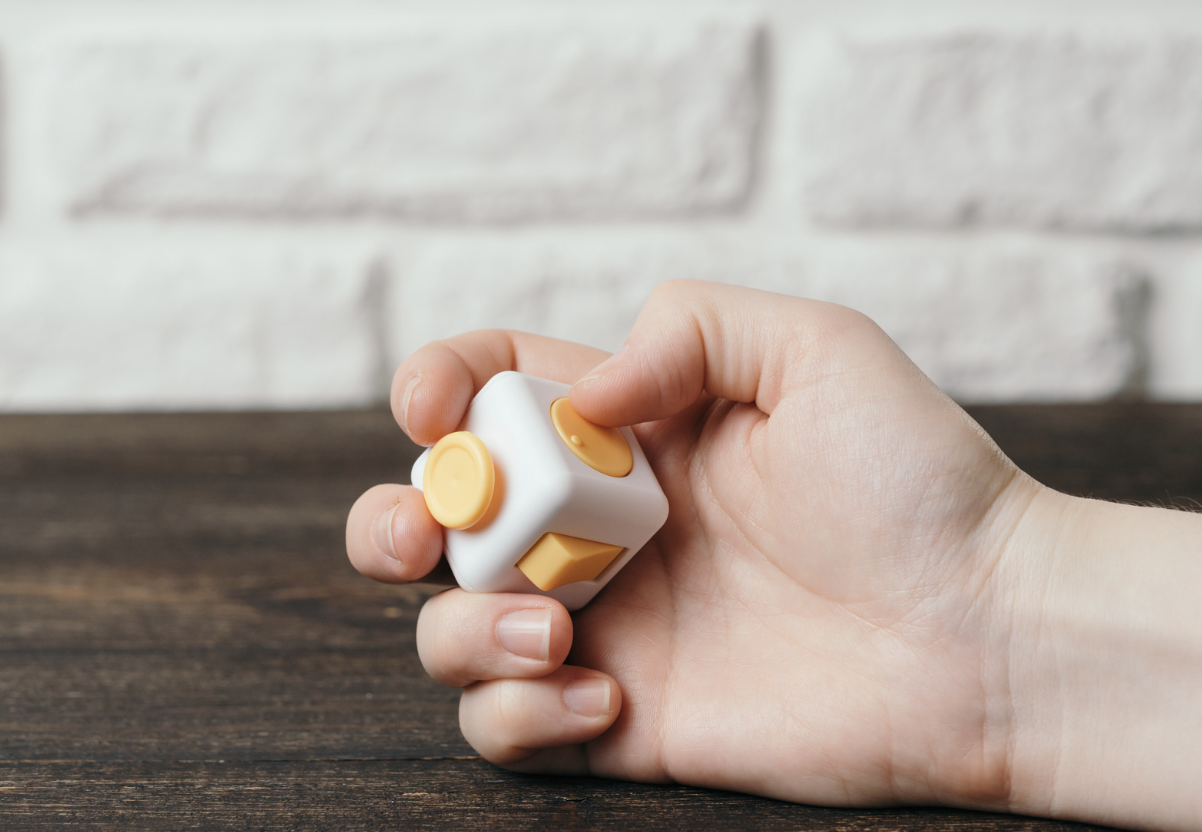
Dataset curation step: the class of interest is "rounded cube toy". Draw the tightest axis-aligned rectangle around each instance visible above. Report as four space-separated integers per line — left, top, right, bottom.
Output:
411 371 669 611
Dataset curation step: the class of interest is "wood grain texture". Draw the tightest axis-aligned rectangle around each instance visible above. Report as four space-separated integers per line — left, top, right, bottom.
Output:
5 406 1188 829
0 410 462 764
0 760 1105 832
966 403 1202 504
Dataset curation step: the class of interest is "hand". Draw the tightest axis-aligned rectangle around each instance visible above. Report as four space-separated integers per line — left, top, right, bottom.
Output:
346 281 1202 831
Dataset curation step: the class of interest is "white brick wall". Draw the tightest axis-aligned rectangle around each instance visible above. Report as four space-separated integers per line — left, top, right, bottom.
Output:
394 237 1144 400
0 1 1199 410
0 243 381 410
798 34 1202 230
50 24 758 219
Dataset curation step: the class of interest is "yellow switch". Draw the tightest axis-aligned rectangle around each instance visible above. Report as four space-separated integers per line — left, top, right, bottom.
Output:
516 533 625 591
423 431 495 530
549 397 633 477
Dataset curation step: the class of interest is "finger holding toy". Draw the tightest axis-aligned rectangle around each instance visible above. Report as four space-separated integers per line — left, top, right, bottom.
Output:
417 589 621 769
352 325 647 767
390 329 608 447
459 667 622 771
345 483 444 585
415 589 574 687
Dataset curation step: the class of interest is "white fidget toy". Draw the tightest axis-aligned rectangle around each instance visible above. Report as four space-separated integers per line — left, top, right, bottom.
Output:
410 371 669 611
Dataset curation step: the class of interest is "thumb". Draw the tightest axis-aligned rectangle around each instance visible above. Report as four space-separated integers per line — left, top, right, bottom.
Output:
568 280 842 427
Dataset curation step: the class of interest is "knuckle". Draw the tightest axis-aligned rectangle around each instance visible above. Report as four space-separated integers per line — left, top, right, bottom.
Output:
487 679 527 740
647 278 704 312
416 597 456 683
459 680 524 760
416 592 487 687
804 300 890 356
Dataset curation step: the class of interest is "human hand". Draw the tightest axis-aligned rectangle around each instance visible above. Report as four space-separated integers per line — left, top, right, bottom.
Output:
346 280 1202 831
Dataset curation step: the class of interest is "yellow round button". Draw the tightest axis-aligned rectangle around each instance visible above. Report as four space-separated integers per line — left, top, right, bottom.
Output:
423 431 495 529
550 398 632 478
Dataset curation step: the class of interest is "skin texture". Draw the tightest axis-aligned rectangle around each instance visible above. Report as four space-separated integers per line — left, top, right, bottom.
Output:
346 281 1202 831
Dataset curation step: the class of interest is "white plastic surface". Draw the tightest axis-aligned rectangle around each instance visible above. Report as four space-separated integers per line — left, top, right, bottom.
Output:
411 372 669 611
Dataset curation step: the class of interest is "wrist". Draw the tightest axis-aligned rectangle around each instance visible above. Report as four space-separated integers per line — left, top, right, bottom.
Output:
997 488 1202 831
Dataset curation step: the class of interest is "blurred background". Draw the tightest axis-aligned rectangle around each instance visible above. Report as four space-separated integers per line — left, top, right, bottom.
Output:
1 0 1200 411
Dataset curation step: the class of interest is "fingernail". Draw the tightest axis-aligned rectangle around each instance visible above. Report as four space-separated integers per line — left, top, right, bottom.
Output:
495 608 552 661
399 371 423 436
372 504 401 561
563 677 611 718
576 345 627 385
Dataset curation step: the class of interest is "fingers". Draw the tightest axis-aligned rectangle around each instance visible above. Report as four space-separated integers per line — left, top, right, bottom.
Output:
416 590 618 771
391 330 609 446
346 483 444 583
416 589 573 687
569 279 868 426
460 666 621 768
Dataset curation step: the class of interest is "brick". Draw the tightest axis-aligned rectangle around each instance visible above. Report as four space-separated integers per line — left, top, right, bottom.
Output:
48 24 759 219
389 238 708 362
1146 272 1202 399
392 239 1144 401
0 246 382 410
772 251 1147 402
798 34 1202 231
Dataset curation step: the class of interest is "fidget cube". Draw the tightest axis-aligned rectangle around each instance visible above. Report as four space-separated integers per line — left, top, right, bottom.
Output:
411 371 669 611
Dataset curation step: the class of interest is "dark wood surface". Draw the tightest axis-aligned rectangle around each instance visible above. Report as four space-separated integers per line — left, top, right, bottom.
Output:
3 404 1197 830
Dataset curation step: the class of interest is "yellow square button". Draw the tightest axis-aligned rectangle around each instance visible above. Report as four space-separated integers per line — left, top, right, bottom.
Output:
516 533 624 591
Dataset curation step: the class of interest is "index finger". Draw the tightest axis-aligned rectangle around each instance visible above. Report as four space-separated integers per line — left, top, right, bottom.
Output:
392 329 610 446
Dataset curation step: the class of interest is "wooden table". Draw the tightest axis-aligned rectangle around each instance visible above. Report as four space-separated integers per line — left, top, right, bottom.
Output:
4 405 1196 830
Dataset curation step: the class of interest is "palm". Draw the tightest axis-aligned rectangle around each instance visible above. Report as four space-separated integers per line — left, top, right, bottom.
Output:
571 362 1019 806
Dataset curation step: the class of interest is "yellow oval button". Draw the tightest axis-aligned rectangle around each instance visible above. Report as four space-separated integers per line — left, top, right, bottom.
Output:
423 431 495 529
550 398 632 477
